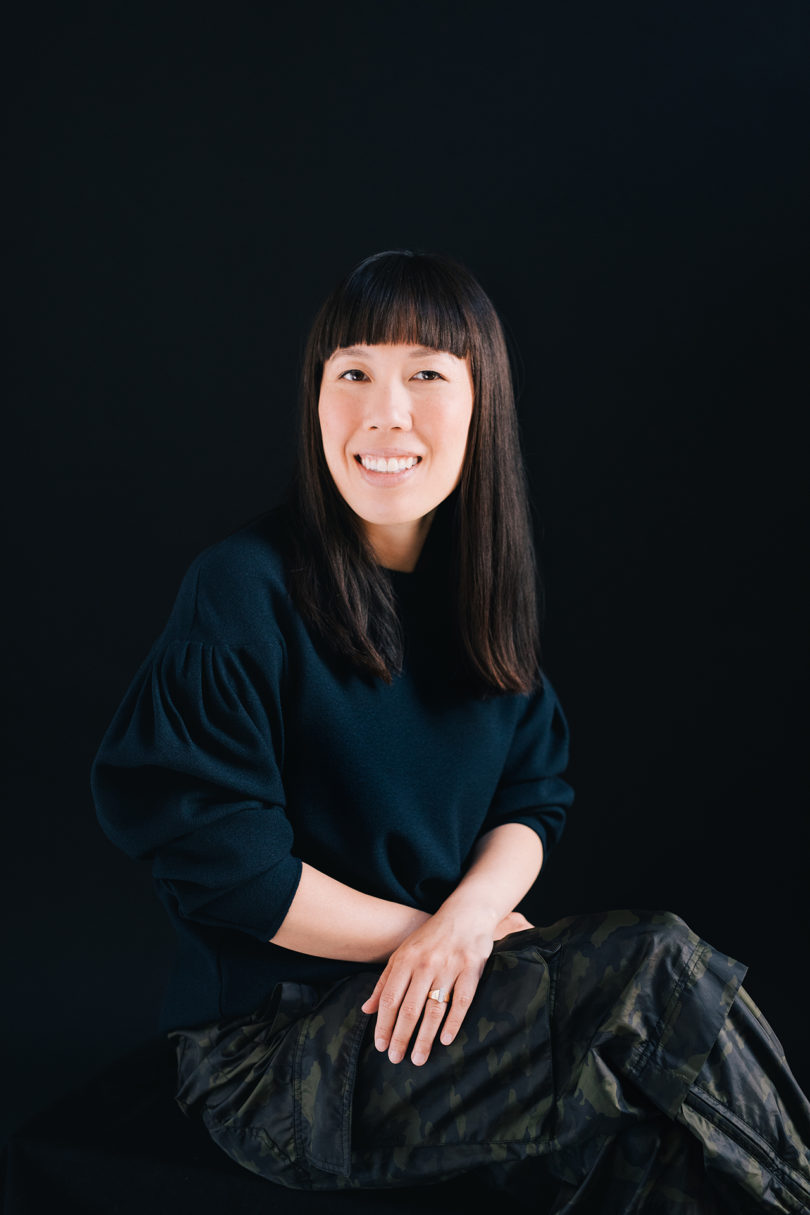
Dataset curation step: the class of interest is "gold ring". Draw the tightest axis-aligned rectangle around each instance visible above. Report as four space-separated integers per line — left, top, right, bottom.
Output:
428 987 451 1004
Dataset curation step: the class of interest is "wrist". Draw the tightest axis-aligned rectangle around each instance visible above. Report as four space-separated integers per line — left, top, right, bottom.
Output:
440 883 504 926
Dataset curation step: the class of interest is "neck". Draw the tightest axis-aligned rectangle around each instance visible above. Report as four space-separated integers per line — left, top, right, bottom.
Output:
363 511 436 572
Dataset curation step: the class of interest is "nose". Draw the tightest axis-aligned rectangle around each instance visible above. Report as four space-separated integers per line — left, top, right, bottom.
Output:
364 377 413 431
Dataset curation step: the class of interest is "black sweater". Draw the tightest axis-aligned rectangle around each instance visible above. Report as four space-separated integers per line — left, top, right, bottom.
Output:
91 505 574 1031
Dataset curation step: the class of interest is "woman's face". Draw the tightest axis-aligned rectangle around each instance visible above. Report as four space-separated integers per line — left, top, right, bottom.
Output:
318 343 474 569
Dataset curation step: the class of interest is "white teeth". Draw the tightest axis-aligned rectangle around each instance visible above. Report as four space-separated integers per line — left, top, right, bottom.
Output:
360 456 419 472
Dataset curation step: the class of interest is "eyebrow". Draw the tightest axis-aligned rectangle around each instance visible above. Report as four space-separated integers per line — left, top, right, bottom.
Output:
329 344 449 360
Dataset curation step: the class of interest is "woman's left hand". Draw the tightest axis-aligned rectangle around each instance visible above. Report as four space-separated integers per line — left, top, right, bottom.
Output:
360 901 521 1066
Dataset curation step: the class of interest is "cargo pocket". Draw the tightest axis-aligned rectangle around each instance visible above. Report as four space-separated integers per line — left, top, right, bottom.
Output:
172 979 327 1184
292 971 376 1179
465 931 561 1145
346 930 560 1186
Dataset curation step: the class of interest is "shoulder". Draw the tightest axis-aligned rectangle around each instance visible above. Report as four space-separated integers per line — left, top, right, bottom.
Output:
528 670 570 728
190 504 292 591
500 668 571 751
165 505 296 646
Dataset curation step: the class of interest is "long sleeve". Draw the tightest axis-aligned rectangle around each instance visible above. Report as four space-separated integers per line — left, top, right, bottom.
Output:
89 508 577 1028
91 637 302 942
479 673 574 856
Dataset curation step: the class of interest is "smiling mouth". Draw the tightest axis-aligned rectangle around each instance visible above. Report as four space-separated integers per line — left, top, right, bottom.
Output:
355 455 422 473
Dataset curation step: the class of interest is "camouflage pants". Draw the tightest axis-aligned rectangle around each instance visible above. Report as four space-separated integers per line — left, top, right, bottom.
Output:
171 911 810 1212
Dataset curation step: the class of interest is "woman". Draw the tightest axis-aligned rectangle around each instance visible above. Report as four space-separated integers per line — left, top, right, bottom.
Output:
92 250 810 1211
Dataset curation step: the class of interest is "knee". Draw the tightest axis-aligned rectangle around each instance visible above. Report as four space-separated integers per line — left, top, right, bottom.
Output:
646 909 692 936
584 909 698 955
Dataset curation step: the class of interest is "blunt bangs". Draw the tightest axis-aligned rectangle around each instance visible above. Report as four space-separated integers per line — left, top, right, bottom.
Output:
312 251 478 367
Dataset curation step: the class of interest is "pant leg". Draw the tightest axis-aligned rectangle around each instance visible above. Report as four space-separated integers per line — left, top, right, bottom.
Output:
171 910 810 1209
490 916 810 1214
483 910 752 1213
677 985 810 1213
533 986 810 1215
487 1117 730 1214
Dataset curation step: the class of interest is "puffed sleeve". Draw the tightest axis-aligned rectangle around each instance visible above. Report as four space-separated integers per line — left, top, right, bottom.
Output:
91 637 302 942
479 673 574 856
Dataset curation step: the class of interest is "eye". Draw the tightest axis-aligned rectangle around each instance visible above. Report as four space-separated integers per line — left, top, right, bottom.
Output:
412 370 445 381
338 369 368 381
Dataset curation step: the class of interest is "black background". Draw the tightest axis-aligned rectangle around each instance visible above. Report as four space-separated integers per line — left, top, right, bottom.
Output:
4 2 808 1143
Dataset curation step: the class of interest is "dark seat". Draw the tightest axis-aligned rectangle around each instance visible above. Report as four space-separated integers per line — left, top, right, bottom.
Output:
1 1037 489 1214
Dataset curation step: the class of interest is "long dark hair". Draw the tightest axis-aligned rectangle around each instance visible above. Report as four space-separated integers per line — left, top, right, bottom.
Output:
287 249 541 695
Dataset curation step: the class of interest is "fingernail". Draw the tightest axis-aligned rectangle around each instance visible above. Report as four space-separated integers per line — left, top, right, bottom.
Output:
440 1031 453 1045
375 1038 387 1052
411 1050 426 1066
388 1048 403 1064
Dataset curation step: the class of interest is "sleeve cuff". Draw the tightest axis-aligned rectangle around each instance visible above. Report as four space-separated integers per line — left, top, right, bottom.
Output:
162 854 303 942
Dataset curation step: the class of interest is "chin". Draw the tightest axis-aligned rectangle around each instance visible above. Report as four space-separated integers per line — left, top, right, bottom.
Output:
356 509 422 528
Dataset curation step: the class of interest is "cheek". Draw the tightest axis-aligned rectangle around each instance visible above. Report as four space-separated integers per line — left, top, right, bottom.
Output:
318 395 354 452
317 402 341 463
448 405 473 467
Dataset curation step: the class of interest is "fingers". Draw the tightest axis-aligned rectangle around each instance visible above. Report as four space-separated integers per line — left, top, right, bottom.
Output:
360 991 379 1015
375 968 433 1062
493 910 534 940
360 965 390 1016
409 992 448 1066
439 969 479 1047
363 964 483 1066
358 917 493 1065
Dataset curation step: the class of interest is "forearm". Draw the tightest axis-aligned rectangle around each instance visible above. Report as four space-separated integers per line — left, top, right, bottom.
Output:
271 823 541 966
441 822 544 928
269 861 429 964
